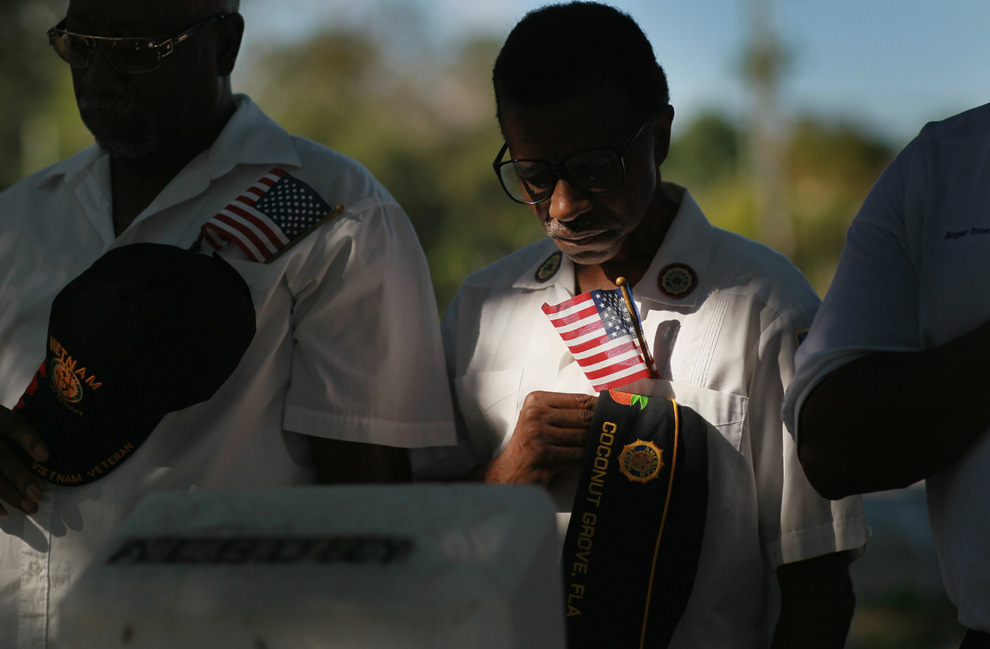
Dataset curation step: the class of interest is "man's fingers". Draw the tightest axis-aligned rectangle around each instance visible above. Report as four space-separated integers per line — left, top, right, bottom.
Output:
527 391 598 412
528 443 585 473
0 471 41 516
0 408 48 462
497 391 604 482
515 391 598 449
521 393 597 430
0 435 46 515
539 406 595 431
540 445 584 468
539 426 590 448
0 441 45 501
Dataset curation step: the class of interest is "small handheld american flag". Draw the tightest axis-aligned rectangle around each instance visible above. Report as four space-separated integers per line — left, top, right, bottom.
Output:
542 286 656 392
200 168 342 263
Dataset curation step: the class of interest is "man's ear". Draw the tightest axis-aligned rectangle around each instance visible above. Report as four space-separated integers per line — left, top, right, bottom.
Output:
216 12 244 77
653 105 675 166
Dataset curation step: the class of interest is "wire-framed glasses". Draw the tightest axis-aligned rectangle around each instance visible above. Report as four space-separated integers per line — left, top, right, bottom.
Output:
493 121 649 205
47 14 225 75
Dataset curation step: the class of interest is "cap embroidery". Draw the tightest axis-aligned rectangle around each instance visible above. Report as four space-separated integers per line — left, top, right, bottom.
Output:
619 439 664 484
49 337 101 406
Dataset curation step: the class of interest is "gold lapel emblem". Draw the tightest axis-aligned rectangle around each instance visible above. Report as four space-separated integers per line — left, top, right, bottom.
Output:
657 263 697 298
535 251 563 282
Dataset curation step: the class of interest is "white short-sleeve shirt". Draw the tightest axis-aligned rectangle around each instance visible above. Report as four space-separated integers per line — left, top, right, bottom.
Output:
782 103 990 633
0 95 456 648
432 184 868 648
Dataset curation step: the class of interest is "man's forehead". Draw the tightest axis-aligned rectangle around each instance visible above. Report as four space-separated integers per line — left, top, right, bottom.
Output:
66 0 211 33
500 92 639 159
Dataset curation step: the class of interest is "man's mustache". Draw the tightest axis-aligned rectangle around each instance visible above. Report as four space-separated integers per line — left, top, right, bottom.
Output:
544 212 623 237
77 95 154 122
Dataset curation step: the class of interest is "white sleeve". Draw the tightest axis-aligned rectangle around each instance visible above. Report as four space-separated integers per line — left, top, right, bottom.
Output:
282 197 456 448
782 134 926 440
754 306 869 567
410 289 488 479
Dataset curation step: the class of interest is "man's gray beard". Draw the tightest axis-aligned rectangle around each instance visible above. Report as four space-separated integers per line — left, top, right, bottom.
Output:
94 131 157 160
543 208 624 239
77 96 158 160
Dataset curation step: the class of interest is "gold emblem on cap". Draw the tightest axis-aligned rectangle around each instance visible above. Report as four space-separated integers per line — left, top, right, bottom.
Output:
657 263 697 298
535 251 562 282
619 439 663 484
51 357 83 403
47 337 102 406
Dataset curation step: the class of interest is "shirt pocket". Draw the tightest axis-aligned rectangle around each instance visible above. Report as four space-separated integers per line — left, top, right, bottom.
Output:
454 368 524 461
671 382 747 511
626 378 748 511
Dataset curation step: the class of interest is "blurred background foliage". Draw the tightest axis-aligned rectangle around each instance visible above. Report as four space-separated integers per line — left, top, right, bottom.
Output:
0 2 964 646
1 0 899 311
242 21 899 310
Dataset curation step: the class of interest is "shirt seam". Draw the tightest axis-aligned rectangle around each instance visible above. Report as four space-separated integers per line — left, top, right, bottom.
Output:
283 404 456 448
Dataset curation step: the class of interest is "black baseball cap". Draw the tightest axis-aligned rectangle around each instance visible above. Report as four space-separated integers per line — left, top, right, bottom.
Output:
13 243 256 485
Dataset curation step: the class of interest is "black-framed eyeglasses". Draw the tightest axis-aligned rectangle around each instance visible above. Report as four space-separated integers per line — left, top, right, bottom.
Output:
47 14 226 75
493 121 650 205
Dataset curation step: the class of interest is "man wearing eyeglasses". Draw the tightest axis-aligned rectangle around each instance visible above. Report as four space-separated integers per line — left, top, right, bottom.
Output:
419 3 868 647
0 0 455 645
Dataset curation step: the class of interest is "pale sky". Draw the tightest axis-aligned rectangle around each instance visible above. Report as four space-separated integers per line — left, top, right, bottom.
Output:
240 0 990 147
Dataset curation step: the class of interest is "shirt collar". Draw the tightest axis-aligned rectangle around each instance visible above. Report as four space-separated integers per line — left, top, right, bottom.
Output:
508 183 714 308
633 184 713 308
35 146 102 190
512 239 578 295
205 94 301 178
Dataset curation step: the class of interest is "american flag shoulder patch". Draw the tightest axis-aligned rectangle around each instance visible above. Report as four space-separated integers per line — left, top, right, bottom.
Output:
201 168 341 263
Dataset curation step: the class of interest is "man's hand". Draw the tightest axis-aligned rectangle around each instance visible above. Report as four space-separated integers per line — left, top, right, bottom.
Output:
0 406 48 517
475 391 597 486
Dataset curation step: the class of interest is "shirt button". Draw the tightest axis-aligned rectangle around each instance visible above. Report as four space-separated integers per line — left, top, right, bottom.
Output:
29 561 43 575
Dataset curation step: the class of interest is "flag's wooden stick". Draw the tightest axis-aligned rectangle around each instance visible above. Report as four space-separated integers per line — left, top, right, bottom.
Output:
616 276 660 379
264 204 345 265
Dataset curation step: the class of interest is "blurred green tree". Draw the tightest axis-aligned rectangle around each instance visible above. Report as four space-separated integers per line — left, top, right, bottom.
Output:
0 0 96 190
664 111 894 295
786 118 895 291
668 112 741 187
1 8 896 306
244 27 538 311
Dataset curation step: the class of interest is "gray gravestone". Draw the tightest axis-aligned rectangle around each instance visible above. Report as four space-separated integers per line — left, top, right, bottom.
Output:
58 484 564 649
